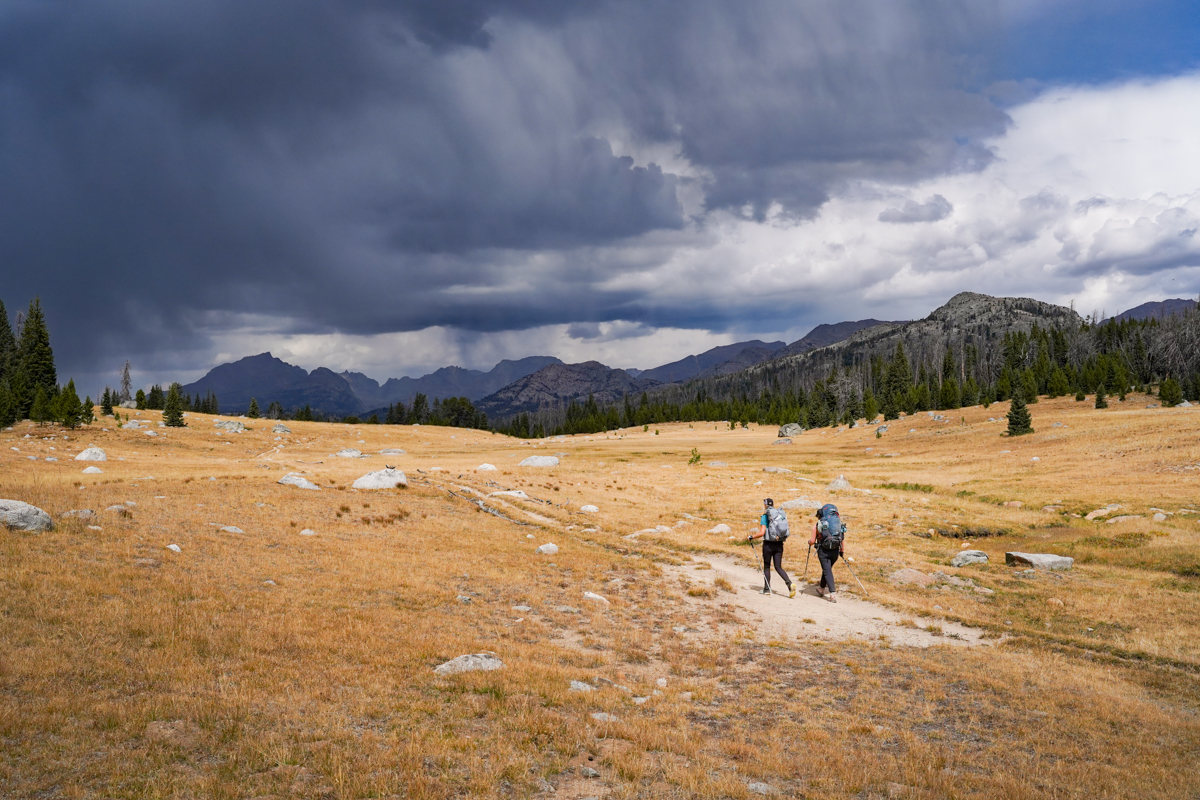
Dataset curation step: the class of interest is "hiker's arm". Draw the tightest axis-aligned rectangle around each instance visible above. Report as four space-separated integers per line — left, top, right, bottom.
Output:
808 523 818 546
747 522 766 541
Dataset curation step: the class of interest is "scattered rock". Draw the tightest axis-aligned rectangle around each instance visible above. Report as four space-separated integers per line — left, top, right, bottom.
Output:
378 448 405 455
61 509 95 520
434 653 504 675
950 550 988 568
707 523 732 534
0 499 53 531
772 438 792 445
166 544 181 553
1153 512 1168 522
122 420 143 429
74 447 107 462
889 568 934 586
512 605 532 613
826 475 852 491
1085 505 1121 520
763 466 792 474
263 580 276 586
590 712 618 723
299 529 316 536
351 468 408 489
1042 505 1063 512
220 526 244 534
82 466 103 474
278 473 320 490
476 463 498 471
748 782 781 796
213 420 246 433
554 606 580 614
144 430 158 437
456 595 471 604
569 680 594 692
119 400 137 409
520 455 559 467
580 504 599 513
708 461 728 467
876 425 889 435
583 591 609 605
1003 501 1023 508
272 423 291 434
581 767 601 779
536 543 559 555
778 423 804 437
105 505 130 515
1005 552 1074 571
1105 515 1142 524
334 448 363 458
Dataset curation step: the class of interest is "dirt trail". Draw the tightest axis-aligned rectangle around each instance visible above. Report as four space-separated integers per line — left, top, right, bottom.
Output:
671 553 991 648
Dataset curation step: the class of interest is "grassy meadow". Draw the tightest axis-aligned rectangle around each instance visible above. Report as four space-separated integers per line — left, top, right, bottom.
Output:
1 395 1199 798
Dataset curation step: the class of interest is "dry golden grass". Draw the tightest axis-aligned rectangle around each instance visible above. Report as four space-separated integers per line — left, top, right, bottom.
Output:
1 396 1199 798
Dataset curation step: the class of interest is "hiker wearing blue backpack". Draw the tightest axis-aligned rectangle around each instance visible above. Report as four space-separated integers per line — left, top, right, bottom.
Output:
809 503 846 603
746 498 795 597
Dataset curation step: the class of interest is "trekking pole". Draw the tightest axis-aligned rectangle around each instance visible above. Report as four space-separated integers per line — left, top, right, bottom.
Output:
802 544 812 583
840 556 870 597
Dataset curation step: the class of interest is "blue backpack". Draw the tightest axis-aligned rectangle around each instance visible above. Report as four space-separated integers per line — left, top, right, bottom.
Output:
817 504 846 550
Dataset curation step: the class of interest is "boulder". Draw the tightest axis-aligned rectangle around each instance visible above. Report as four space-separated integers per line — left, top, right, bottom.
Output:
1105 515 1142 524
1153 512 1168 522
590 712 618 723
889 568 934 586
1005 552 1074 571
82 466 103 474
334 448 363 458
748 782 781 796
166 544 181 553
951 550 988 568
220 526 244 534
379 448 406 455
519 455 559 467
569 680 594 692
763 466 791 474
707 523 732 534
144 430 158 437
278 473 320 490
826 475 852 491
299 529 317 536
708 461 728 467
0 500 53 531
75 447 107 462
476 463 498 471
535 543 559 555
433 653 504 676
272 423 292 434
778 423 803 437
772 438 792 445
213 420 246 433
351 469 408 490
583 591 609 605
580 504 599 513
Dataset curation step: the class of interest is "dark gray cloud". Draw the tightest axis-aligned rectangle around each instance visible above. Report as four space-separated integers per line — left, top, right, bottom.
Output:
0 0 1009 385
879 194 954 223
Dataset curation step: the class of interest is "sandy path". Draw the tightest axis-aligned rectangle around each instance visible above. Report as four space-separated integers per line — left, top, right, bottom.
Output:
671 553 990 648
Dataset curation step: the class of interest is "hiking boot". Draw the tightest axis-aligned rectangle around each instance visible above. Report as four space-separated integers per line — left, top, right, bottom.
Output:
761 585 771 595
827 592 838 603
788 584 796 598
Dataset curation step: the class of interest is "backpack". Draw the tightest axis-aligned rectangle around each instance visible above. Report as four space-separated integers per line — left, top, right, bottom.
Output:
764 507 789 542
817 504 845 550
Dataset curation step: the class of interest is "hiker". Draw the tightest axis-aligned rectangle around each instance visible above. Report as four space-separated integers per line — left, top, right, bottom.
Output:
746 498 795 597
809 503 845 603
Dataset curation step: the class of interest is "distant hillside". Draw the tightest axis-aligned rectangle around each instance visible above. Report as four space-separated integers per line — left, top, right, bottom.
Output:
636 340 785 383
356 356 563 407
775 319 901 358
1112 299 1196 322
476 362 655 419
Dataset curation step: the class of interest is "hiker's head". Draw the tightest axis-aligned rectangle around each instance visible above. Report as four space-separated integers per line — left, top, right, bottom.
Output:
763 498 774 508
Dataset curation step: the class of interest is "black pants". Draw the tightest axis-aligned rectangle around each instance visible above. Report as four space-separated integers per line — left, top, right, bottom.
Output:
762 540 791 589
817 545 840 593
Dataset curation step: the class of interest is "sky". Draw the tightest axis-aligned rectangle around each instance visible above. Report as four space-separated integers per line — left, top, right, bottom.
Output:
2 0 1199 393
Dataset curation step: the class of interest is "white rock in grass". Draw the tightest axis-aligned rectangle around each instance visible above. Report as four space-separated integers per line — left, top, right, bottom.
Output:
278 473 320 490
82 466 103 474
351 468 408 489
272 423 292 434
433 653 504 675
62 509 95 520
220 526 244 534
748 782 781 796
379 448 406 455
583 591 610 605
1153 512 1168 522
166 544 181 553
950 550 988 568
476 463 498 471
763 466 792 474
1005 552 1073 570
213 420 245 433
535 543 559 555
519 455 559 467
590 712 619 723
707 523 732 534
826 475 853 491
299 529 317 536
334 448 363 458
580 504 599 513
75 447 107 461
569 680 595 692
0 499 53 531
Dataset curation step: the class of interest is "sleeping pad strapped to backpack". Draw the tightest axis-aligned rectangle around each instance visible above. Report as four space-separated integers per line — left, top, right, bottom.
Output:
817 503 845 551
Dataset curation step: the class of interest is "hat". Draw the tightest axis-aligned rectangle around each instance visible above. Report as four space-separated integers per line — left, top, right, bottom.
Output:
763 498 774 507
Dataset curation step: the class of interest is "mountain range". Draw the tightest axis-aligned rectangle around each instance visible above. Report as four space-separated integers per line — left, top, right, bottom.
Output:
1110 298 1196 322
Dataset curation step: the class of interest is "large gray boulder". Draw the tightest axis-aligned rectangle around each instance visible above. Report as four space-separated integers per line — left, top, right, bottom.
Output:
334 448 363 458
778 423 804 438
1005 552 1074 570
213 420 246 433
278 473 320 490
519 455 559 467
74 447 107 461
434 653 504 675
351 468 408 489
272 423 291 434
951 550 989 568
826 475 853 491
0 500 53 531
379 448 406 455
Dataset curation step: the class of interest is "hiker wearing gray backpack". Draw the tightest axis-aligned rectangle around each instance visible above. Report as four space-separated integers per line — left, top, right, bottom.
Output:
746 498 796 597
809 503 846 603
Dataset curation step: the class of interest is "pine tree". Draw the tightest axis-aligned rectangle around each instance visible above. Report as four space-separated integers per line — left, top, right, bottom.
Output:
147 384 164 410
0 381 14 427
81 396 95 426
1159 378 1184 407
58 379 82 429
135 389 146 409
862 387 878 422
163 383 186 427
1075 389 1086 402
1006 390 1034 436
266 400 284 419
247 397 261 418
0 298 15 383
16 297 55 396
101 387 114 416
1022 369 1039 404
1095 385 1108 409
30 385 52 424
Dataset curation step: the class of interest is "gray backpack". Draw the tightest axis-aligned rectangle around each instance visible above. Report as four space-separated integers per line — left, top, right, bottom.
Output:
764 507 789 542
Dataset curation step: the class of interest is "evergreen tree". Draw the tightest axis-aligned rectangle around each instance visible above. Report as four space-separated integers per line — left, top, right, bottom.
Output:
147 384 164 409
163 383 186 427
30 385 52 424
1095 385 1108 409
247 397 261 418
1022 369 1039 404
0 298 15 383
862 387 879 422
1159 378 1183 407
0 381 14 427
1047 368 1071 398
81 396 95 426
1075 389 1086 401
101 387 114 416
961 376 980 407
135 388 146 409
1006 390 1033 436
58 379 82 429
266 400 285 419
16 297 56 396
939 377 961 409
410 393 428 424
